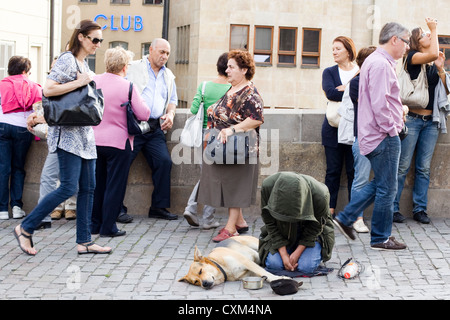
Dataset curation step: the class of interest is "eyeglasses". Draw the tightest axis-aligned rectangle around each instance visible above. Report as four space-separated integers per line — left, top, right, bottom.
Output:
421 32 430 39
398 36 410 46
84 35 104 44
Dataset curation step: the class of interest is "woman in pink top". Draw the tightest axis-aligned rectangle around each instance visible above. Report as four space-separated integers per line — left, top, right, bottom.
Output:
0 56 42 220
92 47 151 237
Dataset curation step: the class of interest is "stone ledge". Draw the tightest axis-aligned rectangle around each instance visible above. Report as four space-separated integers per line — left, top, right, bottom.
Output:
20 109 450 219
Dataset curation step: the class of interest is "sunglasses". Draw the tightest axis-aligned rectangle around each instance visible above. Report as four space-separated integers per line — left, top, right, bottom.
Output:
84 35 104 44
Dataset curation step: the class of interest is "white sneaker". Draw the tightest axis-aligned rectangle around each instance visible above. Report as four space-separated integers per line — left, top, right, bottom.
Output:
0 211 8 220
353 219 369 233
12 206 26 219
201 221 220 230
183 211 199 227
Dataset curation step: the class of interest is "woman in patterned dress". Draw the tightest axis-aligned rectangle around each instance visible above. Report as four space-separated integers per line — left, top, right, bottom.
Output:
198 50 264 242
13 19 111 256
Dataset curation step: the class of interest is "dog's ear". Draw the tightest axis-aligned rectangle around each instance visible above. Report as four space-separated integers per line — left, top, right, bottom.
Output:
178 275 190 283
194 246 203 261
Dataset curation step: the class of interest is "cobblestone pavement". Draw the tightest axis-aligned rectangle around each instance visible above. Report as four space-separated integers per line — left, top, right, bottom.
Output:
1 212 450 301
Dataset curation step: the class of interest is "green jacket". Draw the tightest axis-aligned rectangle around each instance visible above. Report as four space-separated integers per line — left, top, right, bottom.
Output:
258 172 335 266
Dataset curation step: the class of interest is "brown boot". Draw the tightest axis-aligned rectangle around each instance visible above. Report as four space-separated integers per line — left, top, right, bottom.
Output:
65 209 76 220
50 210 63 220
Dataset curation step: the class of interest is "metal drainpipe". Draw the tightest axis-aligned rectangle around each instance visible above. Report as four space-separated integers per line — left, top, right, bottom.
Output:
162 0 170 40
49 0 54 67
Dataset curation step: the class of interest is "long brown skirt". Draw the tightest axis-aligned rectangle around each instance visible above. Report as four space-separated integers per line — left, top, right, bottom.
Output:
197 161 259 208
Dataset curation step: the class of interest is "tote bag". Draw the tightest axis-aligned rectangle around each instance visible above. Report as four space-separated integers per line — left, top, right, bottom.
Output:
399 58 429 109
180 81 207 147
43 53 104 126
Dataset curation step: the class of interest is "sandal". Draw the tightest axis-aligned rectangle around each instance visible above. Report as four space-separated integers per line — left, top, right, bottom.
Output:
235 224 249 233
13 226 36 256
77 241 112 255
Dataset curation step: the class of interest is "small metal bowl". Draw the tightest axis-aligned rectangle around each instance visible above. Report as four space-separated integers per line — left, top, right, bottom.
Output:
242 276 267 290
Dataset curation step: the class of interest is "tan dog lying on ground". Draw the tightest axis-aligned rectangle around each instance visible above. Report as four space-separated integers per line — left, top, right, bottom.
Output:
179 236 288 289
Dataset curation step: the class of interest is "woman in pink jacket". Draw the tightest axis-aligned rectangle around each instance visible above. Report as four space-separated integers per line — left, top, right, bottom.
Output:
0 56 42 220
92 47 151 237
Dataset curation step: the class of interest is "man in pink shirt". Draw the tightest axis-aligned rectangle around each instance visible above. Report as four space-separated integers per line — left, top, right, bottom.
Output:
333 22 410 251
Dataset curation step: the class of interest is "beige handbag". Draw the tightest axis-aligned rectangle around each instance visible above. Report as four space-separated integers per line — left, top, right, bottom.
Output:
399 58 429 109
326 101 341 128
326 78 352 128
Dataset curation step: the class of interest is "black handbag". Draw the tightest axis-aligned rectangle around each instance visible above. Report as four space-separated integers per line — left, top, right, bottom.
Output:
121 82 150 135
204 128 257 164
42 54 104 126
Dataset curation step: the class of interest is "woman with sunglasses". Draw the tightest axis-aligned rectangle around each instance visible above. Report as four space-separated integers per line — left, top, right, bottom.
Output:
13 19 111 255
394 17 447 224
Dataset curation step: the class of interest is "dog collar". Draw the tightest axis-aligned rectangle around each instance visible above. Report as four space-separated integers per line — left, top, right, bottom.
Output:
210 259 228 282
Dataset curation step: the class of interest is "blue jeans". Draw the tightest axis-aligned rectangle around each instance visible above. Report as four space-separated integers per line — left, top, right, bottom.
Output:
351 139 372 218
22 148 95 244
265 241 322 274
394 115 439 214
0 123 33 211
336 135 400 245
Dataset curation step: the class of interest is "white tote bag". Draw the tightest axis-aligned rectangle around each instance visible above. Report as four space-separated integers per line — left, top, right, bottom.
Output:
180 81 206 147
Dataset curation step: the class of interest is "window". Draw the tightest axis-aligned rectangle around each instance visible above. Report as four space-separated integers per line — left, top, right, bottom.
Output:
79 0 97 3
111 0 130 4
301 28 321 67
230 25 249 50
143 0 163 4
86 55 96 73
176 25 190 64
278 27 297 66
0 41 14 80
439 35 450 72
254 26 273 65
142 42 151 57
109 41 128 50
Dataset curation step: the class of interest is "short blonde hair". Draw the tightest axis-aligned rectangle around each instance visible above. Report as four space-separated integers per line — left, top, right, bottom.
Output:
104 46 134 74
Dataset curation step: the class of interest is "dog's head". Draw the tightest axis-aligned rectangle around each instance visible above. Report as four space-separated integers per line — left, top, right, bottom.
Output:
178 246 225 289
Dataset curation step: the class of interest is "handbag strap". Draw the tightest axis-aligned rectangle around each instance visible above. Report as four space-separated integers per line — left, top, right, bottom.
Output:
201 81 207 101
128 82 133 102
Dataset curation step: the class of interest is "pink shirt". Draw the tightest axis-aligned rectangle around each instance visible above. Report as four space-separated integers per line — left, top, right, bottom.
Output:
357 48 404 155
93 73 151 150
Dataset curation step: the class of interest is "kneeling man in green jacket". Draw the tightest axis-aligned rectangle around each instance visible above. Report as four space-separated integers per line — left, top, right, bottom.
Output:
258 172 335 274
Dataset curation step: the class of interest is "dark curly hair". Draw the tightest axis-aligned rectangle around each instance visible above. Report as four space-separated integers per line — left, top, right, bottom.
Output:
228 50 256 80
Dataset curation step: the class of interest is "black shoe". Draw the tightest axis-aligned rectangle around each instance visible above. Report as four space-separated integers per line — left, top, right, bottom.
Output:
117 211 133 223
393 211 406 223
333 217 356 240
148 207 178 220
36 221 52 230
413 211 430 224
100 230 126 238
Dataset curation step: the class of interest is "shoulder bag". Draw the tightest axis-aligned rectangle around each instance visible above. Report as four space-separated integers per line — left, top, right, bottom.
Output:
180 81 207 147
121 82 150 135
42 53 104 126
326 78 352 128
204 128 257 165
398 57 429 109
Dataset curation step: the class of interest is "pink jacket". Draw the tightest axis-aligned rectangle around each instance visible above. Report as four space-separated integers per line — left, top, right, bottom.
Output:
93 73 151 150
0 74 42 113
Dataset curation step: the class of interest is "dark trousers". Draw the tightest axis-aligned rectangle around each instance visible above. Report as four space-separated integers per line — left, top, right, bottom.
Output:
0 123 33 211
324 143 354 209
92 140 132 235
131 127 172 209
